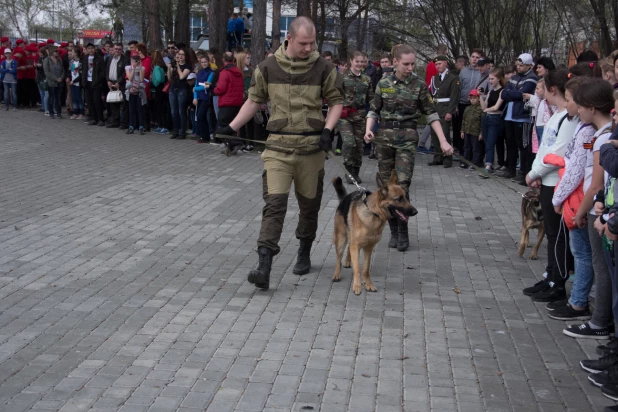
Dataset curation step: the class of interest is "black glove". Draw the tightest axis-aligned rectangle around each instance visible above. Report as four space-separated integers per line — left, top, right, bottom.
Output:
319 128 332 152
216 125 236 139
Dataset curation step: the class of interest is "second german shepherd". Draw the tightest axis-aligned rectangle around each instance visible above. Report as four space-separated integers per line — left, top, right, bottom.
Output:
518 189 545 260
332 170 418 295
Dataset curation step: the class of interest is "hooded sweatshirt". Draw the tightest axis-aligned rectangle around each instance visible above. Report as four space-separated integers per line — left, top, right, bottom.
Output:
214 63 244 107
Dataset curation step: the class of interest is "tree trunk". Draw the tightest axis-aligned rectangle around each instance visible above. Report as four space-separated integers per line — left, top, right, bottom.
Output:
146 0 163 49
339 19 350 61
318 0 326 51
589 0 613 56
311 0 318 21
251 0 266 65
359 6 368 52
174 0 190 45
297 0 311 18
208 0 228 51
160 0 174 41
271 0 281 50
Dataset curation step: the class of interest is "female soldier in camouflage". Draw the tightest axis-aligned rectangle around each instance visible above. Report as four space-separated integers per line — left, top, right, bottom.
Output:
338 50 375 184
365 44 453 251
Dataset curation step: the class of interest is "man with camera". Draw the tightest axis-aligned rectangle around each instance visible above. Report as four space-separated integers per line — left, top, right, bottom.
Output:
428 55 460 168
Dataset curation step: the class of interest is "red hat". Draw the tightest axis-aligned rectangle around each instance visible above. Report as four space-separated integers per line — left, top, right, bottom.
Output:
46 39 55 44
60 42 68 47
38 42 46 48
15 39 24 45
468 89 479 97
1 37 9 43
29 42 36 47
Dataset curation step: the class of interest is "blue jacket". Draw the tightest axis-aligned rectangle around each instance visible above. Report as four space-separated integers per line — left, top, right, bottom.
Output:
0 59 17 82
194 67 214 101
227 18 236 34
235 18 245 33
501 69 538 121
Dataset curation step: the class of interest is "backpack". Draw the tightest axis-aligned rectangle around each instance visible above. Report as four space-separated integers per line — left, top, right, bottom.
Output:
151 65 165 87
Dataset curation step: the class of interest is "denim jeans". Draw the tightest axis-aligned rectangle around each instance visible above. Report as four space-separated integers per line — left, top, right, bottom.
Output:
3 82 17 109
481 114 503 165
568 227 594 307
70 85 83 115
169 88 188 136
47 85 62 116
38 85 48 112
128 94 144 129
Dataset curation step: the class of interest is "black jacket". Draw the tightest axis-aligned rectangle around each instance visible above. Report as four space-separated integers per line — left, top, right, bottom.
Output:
81 52 106 88
105 54 128 90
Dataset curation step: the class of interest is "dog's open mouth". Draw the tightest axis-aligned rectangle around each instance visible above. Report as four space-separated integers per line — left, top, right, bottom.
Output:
391 208 408 222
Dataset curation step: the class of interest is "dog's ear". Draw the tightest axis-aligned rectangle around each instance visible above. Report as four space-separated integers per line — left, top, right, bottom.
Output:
389 170 398 186
376 172 388 197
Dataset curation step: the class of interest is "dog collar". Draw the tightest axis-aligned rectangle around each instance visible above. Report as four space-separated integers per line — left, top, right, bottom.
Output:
361 193 380 219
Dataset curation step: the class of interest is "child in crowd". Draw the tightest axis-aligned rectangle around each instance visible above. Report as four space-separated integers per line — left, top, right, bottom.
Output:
187 72 197 137
460 89 483 169
69 48 84 119
525 78 554 146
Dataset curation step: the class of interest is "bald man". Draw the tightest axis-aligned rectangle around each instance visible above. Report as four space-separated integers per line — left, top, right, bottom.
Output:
217 17 343 290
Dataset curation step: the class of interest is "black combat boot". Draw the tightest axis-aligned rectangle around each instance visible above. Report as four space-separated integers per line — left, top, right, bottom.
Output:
397 220 409 251
388 219 399 248
353 167 362 184
293 239 312 275
248 247 273 289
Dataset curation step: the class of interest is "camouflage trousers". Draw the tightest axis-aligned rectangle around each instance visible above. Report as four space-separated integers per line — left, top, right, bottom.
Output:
338 114 366 169
375 128 418 193
257 149 326 255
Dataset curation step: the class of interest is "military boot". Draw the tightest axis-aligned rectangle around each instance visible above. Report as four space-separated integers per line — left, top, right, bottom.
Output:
443 155 453 168
397 220 409 251
293 239 312 275
353 167 362 184
388 218 399 248
248 247 273 289
428 156 443 166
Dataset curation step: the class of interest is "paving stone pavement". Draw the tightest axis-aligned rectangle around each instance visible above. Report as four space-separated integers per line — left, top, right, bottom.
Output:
0 109 613 412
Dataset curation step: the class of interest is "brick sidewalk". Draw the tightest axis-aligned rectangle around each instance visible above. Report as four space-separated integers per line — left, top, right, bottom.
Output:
0 109 611 411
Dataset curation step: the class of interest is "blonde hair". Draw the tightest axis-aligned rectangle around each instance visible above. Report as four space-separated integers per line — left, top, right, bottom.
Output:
236 51 249 71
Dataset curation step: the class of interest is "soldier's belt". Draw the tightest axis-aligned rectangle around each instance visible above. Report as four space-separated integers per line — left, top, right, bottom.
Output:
436 98 450 103
269 131 322 136
380 121 416 129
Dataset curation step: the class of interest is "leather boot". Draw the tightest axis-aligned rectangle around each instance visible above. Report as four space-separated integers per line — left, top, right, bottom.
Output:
353 167 362 184
397 220 409 251
248 247 273 289
388 218 399 248
293 239 312 275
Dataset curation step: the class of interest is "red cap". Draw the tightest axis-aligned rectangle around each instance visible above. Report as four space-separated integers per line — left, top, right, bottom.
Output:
38 42 46 48
60 42 67 47
46 39 55 44
468 89 479 97
29 42 36 47
15 39 24 44
1 37 8 43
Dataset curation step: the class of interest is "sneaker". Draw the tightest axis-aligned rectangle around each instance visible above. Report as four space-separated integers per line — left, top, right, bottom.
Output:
530 286 566 302
566 322 611 340
545 300 567 311
547 303 591 321
598 338 618 356
70 114 77 120
152 127 162 133
604 404 618 411
602 382 618 401
468 165 475 171
139 127 145 135
523 279 550 296
246 144 254 151
589 364 618 387
497 170 516 179
161 128 169 134
76 115 84 120
460 163 467 169
581 353 618 373
45 111 50 116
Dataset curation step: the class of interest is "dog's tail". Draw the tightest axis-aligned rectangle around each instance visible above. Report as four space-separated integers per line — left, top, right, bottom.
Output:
332 177 347 202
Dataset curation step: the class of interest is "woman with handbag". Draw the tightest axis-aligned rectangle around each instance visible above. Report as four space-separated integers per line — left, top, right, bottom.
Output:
126 55 146 135
43 46 65 119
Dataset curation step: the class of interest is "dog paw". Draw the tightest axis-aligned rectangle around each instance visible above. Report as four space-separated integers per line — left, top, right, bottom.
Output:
528 254 538 260
332 274 341 282
352 283 362 295
343 261 351 268
364 282 377 292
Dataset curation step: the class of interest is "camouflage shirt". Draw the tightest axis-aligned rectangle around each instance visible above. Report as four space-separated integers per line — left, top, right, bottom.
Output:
367 73 439 125
461 103 483 137
339 70 374 110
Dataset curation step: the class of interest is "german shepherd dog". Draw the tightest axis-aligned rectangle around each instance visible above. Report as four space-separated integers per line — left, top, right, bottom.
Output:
518 189 545 260
332 170 418 295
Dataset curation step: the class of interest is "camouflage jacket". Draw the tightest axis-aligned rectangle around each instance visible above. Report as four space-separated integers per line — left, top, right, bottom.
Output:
461 104 483 137
368 73 439 125
338 70 374 112
248 42 343 154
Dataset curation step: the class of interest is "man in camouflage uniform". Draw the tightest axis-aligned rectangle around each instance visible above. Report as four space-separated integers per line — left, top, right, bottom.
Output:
365 45 452 251
217 17 343 290
428 55 460 168
338 52 374 184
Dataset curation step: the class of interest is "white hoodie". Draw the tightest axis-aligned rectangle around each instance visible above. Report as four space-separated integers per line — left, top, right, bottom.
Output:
528 110 578 187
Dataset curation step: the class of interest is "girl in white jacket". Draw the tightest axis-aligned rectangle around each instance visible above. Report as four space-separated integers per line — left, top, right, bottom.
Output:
523 69 578 303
